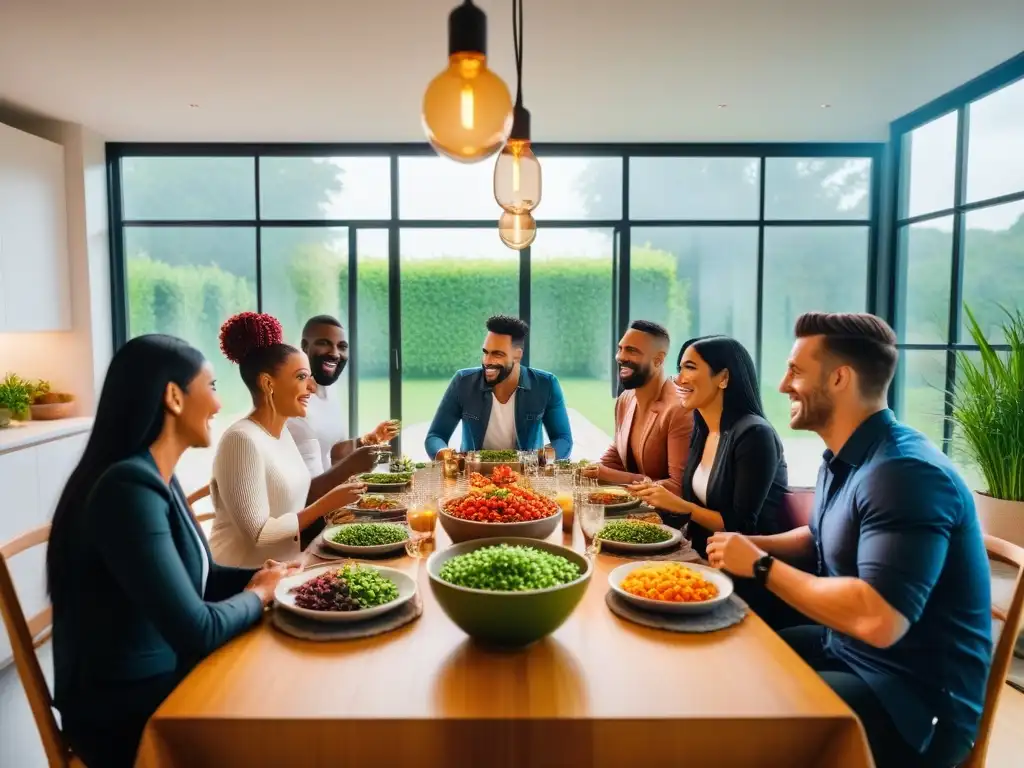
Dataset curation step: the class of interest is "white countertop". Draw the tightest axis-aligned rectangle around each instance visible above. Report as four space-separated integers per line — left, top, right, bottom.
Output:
0 417 92 454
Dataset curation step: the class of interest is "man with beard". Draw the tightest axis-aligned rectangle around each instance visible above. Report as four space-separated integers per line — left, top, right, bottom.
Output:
287 315 398 476
706 312 991 768
424 315 572 459
582 320 692 494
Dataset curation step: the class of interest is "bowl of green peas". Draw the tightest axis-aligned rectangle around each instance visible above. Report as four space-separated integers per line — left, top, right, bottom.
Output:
426 538 592 647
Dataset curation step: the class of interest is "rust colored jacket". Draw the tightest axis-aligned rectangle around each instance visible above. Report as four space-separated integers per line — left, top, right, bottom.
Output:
598 380 693 496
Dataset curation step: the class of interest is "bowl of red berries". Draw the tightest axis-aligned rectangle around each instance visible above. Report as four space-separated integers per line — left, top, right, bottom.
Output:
440 485 562 543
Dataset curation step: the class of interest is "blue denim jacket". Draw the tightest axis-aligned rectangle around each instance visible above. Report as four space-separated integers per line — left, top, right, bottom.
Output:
424 366 573 459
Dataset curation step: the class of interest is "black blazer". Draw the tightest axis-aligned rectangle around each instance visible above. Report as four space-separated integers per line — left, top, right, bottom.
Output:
674 413 789 557
51 452 264 765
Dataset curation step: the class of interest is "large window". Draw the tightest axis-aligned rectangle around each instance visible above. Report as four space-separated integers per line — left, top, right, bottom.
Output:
111 145 880 485
626 155 875 484
892 68 1024 482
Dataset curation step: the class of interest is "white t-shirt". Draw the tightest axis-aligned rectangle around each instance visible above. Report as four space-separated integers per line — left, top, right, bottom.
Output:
209 418 312 568
482 391 518 451
692 463 711 505
287 382 347 476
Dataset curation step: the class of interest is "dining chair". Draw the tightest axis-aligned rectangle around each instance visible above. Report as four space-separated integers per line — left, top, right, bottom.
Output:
0 525 86 768
186 484 215 536
961 534 1024 768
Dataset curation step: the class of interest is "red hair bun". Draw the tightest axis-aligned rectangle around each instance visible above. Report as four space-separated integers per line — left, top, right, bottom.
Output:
219 312 284 364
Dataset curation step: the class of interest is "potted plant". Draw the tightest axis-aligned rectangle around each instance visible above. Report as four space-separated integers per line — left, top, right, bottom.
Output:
951 305 1024 548
0 373 34 426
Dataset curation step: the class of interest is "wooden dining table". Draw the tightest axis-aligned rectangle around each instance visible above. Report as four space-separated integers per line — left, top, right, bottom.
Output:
136 523 873 768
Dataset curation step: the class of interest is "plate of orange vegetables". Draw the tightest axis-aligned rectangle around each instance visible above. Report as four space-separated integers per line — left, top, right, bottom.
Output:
607 561 733 614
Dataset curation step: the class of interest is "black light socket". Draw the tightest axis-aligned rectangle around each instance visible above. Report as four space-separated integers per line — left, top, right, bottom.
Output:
510 103 531 141
448 0 487 57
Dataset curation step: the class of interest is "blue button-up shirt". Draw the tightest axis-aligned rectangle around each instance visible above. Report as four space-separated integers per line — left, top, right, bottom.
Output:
810 409 992 753
424 366 573 460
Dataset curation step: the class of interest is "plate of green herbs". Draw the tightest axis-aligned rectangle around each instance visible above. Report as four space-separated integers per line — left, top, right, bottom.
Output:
595 520 682 553
276 563 416 623
323 522 410 555
476 450 519 463
358 472 413 491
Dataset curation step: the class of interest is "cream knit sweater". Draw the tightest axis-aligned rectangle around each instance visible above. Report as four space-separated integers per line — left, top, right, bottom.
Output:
208 418 312 568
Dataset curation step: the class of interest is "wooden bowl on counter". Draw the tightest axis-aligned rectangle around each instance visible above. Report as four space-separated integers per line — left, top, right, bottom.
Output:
30 400 76 420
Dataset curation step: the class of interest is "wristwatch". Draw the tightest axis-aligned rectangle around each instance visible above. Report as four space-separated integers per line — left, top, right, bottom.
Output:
753 554 775 586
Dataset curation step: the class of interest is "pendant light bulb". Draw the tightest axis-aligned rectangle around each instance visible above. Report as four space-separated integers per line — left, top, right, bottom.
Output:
498 210 537 250
494 104 541 213
422 1 513 163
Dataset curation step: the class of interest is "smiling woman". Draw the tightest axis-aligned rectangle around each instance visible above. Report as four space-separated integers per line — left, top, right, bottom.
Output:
207 312 366 568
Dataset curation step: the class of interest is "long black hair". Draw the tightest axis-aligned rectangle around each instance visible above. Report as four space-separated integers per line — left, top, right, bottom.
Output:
677 335 765 434
47 334 206 598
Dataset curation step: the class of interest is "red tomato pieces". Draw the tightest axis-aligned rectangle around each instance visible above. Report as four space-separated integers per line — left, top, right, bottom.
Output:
444 485 558 523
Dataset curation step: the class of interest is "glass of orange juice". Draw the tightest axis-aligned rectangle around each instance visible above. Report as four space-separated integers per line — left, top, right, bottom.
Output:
405 494 438 559
553 467 575 532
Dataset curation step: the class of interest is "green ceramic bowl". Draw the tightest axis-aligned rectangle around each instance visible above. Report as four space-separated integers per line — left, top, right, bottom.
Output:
427 537 592 647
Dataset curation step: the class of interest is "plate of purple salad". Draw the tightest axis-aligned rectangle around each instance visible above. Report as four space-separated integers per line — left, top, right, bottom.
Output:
274 563 417 623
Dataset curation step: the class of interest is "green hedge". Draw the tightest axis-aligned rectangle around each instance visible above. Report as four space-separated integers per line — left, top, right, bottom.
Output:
127 246 690 383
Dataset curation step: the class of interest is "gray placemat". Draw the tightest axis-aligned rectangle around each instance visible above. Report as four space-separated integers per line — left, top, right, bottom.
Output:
307 526 410 562
270 594 423 641
605 590 749 633
600 538 701 563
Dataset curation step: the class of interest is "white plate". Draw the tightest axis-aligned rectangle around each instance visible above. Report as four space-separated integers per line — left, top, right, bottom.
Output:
597 524 682 553
321 524 410 556
607 561 733 615
275 564 417 623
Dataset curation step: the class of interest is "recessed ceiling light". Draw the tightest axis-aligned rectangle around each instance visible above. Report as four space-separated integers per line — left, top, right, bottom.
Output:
189 103 200 109
820 103 832 109
717 103 728 108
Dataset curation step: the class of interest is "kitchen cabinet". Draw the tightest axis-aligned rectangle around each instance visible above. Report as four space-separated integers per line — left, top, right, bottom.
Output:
0 120 71 331
0 425 89 667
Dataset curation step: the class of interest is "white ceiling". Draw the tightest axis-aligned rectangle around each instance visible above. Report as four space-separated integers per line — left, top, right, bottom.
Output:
1 0 1022 143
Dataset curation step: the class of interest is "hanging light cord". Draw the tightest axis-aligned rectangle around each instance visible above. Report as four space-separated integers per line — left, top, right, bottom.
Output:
512 0 524 108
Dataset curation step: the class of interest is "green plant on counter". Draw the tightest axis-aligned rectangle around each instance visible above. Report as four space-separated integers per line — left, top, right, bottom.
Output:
0 374 34 420
951 305 1024 502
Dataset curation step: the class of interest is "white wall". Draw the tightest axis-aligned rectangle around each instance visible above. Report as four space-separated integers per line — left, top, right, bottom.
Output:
0 105 110 768
0 109 112 413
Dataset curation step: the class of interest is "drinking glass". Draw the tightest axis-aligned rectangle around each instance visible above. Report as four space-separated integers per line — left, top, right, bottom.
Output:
553 468 575 533
405 493 439 559
578 500 604 558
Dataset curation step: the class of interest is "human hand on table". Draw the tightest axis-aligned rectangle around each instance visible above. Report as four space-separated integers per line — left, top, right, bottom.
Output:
580 464 603 481
245 563 294 606
628 482 688 514
324 482 368 513
706 532 766 578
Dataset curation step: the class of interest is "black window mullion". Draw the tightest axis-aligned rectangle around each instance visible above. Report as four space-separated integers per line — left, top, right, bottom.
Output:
388 154 402 457
254 156 262 313
942 105 971 454
348 227 359 435
520 245 531 366
754 157 767 380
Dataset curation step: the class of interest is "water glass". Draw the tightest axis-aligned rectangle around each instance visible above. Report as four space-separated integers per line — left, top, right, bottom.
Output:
578 501 604 558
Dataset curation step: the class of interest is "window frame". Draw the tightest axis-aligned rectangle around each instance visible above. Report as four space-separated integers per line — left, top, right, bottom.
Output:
887 52 1024 456
107 141 883 456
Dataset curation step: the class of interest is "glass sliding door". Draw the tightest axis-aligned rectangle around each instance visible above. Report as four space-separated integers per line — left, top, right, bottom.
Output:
398 229 519 461
529 227 617 456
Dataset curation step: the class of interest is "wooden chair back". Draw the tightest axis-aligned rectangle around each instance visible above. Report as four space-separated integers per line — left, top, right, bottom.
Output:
186 484 215 535
0 524 81 767
962 534 1024 768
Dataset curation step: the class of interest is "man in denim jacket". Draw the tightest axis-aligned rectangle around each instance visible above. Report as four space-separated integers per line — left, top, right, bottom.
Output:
424 315 573 460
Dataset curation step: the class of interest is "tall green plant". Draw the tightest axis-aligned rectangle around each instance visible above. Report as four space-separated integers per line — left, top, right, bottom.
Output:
951 305 1024 502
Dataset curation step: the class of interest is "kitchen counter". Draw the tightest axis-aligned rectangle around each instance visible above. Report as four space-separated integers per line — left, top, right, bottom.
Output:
0 417 92 455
